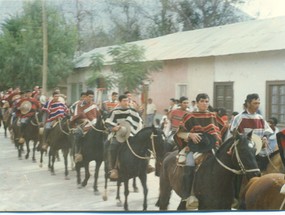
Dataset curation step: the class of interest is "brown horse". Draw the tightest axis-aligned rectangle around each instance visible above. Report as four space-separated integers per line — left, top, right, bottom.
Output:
240 173 285 210
157 131 261 210
262 150 285 175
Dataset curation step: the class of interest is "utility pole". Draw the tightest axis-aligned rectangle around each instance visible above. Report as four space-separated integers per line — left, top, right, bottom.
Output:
42 0 48 95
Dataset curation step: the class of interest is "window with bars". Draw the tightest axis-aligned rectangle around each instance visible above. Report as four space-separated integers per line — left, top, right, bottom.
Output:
214 82 234 116
266 81 285 125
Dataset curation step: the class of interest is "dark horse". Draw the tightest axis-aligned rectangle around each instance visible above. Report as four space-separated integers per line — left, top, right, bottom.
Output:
103 126 165 211
75 115 107 194
157 131 261 210
21 113 42 161
47 117 72 179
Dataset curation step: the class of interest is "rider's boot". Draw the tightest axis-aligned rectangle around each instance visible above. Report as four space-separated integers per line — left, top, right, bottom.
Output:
42 128 50 150
179 166 197 210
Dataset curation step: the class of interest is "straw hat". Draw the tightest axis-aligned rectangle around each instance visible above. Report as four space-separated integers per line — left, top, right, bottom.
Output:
115 121 131 143
19 100 32 115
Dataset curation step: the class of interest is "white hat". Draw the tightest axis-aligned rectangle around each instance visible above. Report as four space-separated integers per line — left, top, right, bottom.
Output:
115 121 131 143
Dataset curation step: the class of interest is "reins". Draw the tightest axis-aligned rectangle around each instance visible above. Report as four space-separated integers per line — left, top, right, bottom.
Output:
212 139 260 175
126 132 157 160
58 118 71 136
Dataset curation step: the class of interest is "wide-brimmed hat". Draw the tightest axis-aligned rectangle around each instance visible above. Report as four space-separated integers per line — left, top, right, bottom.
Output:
12 94 21 101
20 100 32 115
187 133 216 153
115 121 131 143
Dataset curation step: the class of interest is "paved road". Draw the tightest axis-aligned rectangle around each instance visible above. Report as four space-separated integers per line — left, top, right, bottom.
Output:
0 128 180 211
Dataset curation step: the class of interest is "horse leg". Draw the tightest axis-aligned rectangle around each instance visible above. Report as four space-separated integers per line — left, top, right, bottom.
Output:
102 164 109 201
18 143 22 160
93 161 102 195
63 149 69 180
39 150 44 167
158 174 172 210
139 174 148 210
75 162 82 188
82 162 90 187
32 141 37 162
133 177 139 193
25 140 30 160
123 180 130 211
116 180 123 207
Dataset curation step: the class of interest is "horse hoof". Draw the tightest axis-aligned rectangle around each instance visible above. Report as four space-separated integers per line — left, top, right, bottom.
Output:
133 187 139 193
77 184 83 189
39 163 43 168
32 160 36 163
65 176 70 180
102 195 107 201
94 190 100 196
51 172 55 176
116 200 123 207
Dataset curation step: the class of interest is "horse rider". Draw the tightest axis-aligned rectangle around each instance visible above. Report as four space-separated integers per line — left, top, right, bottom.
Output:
230 93 273 168
166 96 191 149
70 90 99 161
69 92 87 115
102 91 118 119
230 93 273 206
15 89 41 144
174 93 227 208
41 91 69 150
105 94 143 180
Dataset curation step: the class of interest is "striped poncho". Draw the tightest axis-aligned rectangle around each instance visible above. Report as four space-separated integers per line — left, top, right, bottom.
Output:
42 99 68 122
105 107 143 137
174 111 227 150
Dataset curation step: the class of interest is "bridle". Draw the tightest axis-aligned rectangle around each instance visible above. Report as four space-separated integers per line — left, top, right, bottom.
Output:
126 131 158 160
212 139 260 175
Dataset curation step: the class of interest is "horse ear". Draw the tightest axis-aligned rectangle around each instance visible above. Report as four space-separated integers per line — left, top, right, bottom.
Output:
232 128 239 139
247 130 253 140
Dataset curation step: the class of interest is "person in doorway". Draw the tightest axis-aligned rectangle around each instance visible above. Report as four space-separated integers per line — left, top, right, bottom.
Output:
145 98 157 127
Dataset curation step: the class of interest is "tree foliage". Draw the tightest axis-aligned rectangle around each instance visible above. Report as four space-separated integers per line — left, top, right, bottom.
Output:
87 44 162 93
0 0 77 90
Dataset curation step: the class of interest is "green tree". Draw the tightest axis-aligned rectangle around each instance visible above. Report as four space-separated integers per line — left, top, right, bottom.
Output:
87 44 162 93
168 0 248 31
0 0 77 90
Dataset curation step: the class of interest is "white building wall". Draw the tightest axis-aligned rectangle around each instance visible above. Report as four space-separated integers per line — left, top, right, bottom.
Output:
215 50 285 118
186 57 215 103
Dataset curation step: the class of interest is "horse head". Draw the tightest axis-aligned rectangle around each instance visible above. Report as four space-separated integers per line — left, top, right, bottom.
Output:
216 130 261 180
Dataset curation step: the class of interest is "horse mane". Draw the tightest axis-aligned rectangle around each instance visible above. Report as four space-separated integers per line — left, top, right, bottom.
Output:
215 136 235 156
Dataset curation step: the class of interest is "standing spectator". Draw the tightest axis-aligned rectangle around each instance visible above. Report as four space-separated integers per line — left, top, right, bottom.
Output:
168 98 178 112
145 98 157 127
160 108 171 135
189 100 198 112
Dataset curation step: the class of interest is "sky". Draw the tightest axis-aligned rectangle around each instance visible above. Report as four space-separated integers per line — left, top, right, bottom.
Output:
0 0 285 26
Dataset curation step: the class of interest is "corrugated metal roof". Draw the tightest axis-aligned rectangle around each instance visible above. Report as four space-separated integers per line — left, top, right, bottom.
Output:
74 16 285 69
